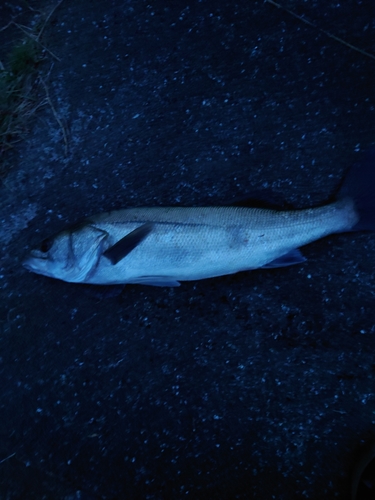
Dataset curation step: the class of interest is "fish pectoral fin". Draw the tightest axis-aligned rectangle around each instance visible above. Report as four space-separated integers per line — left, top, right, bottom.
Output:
103 222 153 265
262 249 306 269
130 276 181 287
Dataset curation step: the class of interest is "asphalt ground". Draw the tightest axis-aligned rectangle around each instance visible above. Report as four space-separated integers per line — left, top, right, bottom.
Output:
0 0 374 498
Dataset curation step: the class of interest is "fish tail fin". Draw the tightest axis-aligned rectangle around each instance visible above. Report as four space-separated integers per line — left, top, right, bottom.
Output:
337 147 375 232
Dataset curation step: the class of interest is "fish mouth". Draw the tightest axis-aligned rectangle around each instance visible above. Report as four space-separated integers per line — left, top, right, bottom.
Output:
29 249 48 259
22 257 58 280
22 251 49 274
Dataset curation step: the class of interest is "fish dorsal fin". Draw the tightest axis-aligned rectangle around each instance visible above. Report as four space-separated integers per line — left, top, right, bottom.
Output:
103 222 153 265
261 249 306 268
232 189 295 210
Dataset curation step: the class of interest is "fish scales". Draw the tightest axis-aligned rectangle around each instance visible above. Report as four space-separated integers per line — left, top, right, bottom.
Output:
81 202 356 285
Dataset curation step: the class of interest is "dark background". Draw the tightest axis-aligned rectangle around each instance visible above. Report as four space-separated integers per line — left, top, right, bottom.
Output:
0 0 374 498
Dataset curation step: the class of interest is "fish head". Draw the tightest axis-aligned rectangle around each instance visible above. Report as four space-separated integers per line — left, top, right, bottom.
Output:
23 223 109 283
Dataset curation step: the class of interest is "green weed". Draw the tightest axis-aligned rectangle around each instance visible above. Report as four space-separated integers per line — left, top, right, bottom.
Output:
0 1 65 178
0 38 45 160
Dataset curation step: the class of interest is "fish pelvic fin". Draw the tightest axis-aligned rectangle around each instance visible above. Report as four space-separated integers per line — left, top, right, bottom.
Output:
128 276 181 287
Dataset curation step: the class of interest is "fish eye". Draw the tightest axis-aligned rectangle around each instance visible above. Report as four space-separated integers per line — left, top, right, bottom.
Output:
39 237 54 253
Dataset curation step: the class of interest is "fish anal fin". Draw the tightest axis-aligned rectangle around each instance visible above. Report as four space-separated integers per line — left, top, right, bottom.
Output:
262 249 306 269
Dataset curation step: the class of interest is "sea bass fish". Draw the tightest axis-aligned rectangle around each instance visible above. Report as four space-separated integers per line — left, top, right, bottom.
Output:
23 149 375 287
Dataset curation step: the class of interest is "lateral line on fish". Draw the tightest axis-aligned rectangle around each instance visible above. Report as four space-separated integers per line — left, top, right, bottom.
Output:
102 220 227 229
